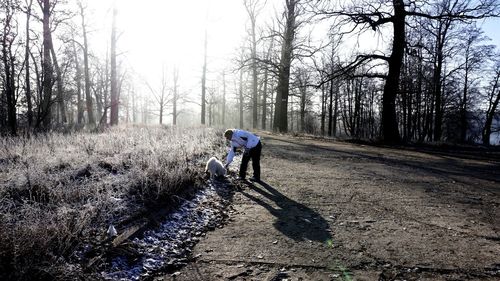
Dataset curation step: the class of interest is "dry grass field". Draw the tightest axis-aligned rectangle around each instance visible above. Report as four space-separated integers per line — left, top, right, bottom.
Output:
0 125 225 280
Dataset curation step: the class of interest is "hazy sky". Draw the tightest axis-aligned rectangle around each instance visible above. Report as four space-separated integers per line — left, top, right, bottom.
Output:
85 0 500 70
88 0 247 89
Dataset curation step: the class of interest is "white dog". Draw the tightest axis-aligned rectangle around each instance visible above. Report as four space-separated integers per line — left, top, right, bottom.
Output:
205 157 227 179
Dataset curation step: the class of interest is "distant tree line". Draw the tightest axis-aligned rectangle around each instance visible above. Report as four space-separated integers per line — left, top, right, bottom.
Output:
0 0 123 135
203 0 500 145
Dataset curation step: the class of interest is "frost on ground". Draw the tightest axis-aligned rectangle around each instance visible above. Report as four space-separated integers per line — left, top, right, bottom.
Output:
101 179 234 280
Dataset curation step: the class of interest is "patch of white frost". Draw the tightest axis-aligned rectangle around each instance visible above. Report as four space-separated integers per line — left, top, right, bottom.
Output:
102 182 228 280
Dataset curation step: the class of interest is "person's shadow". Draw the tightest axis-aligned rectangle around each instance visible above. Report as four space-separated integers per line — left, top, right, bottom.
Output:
240 180 332 244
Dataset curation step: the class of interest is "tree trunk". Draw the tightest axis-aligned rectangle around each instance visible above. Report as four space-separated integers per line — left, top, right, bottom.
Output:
251 19 258 129
433 49 444 141
173 67 179 125
41 0 53 129
483 71 500 145
328 78 334 136
143 98 148 123
221 71 226 125
110 7 119 126
244 0 261 129
273 0 297 132
320 83 326 136
25 0 34 128
262 36 273 130
289 96 294 131
71 39 84 124
333 83 339 137
380 0 404 143
432 18 452 142
208 93 213 126
299 75 306 132
159 105 163 124
80 4 95 126
95 88 104 122
103 50 109 124
416 48 423 141
483 93 500 146
201 31 207 125
239 68 244 128
354 78 362 137
262 67 269 130
50 42 67 124
2 6 16 135
461 54 469 143
132 90 137 123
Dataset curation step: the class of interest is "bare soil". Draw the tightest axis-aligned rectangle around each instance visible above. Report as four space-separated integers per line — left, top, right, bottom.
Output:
164 133 500 281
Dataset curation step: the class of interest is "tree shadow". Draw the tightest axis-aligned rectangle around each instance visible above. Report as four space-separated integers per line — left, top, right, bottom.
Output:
240 180 332 244
271 136 500 185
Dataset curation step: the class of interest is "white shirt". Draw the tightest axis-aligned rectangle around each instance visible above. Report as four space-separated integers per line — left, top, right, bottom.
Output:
226 129 260 165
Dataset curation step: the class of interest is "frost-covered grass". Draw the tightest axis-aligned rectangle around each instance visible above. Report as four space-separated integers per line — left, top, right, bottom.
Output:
0 125 226 280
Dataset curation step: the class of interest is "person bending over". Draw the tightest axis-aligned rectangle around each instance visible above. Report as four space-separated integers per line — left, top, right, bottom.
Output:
224 129 262 182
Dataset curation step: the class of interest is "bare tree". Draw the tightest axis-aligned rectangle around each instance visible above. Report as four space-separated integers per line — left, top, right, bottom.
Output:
221 70 226 125
239 65 245 128
43 0 73 126
274 0 302 132
89 54 110 125
110 6 118 126
316 33 342 137
483 58 500 145
70 35 84 124
77 1 95 126
146 66 171 125
315 0 500 143
261 32 275 130
292 67 312 132
38 0 54 129
201 30 207 125
24 0 34 128
458 25 494 142
1 0 18 134
172 66 179 125
50 39 67 124
244 0 265 129
207 85 217 126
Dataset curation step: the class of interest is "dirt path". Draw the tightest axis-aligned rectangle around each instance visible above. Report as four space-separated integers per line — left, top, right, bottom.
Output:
166 134 500 281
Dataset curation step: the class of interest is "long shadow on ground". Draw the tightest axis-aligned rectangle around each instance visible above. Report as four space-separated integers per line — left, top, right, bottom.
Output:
264 136 500 240
240 180 332 243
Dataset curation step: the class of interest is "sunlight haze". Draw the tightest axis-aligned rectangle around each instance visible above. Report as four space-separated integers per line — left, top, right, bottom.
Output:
85 0 500 110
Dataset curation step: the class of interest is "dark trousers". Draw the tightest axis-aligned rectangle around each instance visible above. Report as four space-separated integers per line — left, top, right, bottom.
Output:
239 141 262 179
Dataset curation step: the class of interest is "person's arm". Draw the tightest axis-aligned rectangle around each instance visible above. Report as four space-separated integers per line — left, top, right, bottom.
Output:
226 143 236 167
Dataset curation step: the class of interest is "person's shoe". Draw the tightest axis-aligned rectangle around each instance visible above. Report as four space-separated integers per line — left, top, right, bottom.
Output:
249 177 260 183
